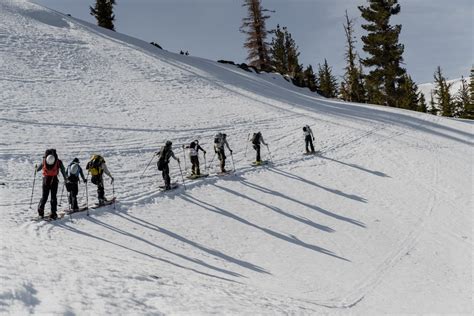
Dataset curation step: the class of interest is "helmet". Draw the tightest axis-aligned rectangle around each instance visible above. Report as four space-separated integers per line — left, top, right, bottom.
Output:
72 157 79 163
303 126 307 131
223 133 227 138
46 154 56 165
70 163 79 175
194 139 199 144
165 140 172 147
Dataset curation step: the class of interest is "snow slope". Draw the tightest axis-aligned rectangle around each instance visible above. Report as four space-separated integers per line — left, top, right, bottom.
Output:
0 0 472 314
419 77 470 107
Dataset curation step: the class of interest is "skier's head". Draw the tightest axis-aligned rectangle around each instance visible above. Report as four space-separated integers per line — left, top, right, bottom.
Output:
165 140 172 147
194 139 199 144
303 126 307 132
46 154 56 166
223 133 227 139
72 157 79 163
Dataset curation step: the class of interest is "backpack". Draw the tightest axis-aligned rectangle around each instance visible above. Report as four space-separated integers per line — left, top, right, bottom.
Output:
157 147 169 171
251 133 260 145
87 155 104 176
214 133 222 144
67 163 80 183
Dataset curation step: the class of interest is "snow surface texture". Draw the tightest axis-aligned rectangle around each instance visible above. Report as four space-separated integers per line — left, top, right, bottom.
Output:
0 0 472 314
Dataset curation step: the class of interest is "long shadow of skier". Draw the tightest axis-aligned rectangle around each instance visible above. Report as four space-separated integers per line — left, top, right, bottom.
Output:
318 155 390 178
268 167 368 204
211 184 335 233
56 221 241 283
236 180 366 228
179 193 350 262
114 212 270 275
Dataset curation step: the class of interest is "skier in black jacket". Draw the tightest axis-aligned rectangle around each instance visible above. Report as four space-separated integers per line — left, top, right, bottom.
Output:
156 140 180 189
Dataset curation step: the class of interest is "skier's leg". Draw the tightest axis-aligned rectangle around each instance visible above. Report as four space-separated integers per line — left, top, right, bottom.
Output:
72 183 79 210
310 138 315 152
305 136 310 153
256 145 261 162
163 165 171 189
196 158 200 175
97 175 105 203
38 177 50 217
50 177 59 218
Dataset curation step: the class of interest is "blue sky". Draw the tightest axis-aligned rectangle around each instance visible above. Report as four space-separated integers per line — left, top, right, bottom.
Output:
35 0 473 84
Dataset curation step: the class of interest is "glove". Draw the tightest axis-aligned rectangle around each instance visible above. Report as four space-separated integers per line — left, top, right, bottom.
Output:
204 151 207 155
313 137 315 141
230 150 233 154
34 164 38 169
83 179 88 183
110 177 114 184
177 158 180 163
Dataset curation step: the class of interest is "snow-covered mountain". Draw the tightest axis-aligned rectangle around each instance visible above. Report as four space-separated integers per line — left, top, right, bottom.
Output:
0 0 472 314
418 77 469 105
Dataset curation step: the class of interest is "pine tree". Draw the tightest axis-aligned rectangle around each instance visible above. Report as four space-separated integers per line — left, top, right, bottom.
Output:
358 0 406 107
240 0 272 71
456 76 472 119
398 74 420 111
90 0 116 31
303 65 318 92
341 10 365 103
464 66 474 119
269 24 287 74
284 27 300 78
428 91 439 115
433 66 453 117
417 92 427 113
317 59 338 98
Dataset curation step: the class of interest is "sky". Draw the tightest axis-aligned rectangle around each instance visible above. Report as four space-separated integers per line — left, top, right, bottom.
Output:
34 0 473 84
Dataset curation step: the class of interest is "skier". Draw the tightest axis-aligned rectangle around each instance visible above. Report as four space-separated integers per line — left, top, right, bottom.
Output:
156 140 180 190
86 154 114 205
303 125 315 153
35 149 67 219
184 140 206 176
65 158 87 211
214 133 233 173
250 131 267 164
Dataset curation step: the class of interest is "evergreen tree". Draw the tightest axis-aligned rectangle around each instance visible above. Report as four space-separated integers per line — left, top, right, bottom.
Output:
292 63 305 87
341 10 365 103
317 59 338 98
428 91 439 115
284 27 300 78
464 66 474 119
417 92 427 113
433 66 453 117
269 24 287 74
303 65 318 92
456 76 472 119
358 0 406 107
90 0 116 31
240 0 272 71
398 74 420 111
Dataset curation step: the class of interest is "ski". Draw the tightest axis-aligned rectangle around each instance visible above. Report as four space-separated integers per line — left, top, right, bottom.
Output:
186 173 209 180
58 205 89 217
303 151 319 156
91 197 116 209
251 160 271 166
159 182 179 192
216 170 234 176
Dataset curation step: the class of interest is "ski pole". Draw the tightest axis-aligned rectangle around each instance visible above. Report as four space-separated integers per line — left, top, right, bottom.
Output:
86 172 90 216
29 166 37 209
178 161 186 190
112 179 115 210
59 182 65 206
182 145 187 172
244 133 250 158
203 152 207 172
230 151 236 172
140 152 156 179
266 144 273 163
208 152 216 171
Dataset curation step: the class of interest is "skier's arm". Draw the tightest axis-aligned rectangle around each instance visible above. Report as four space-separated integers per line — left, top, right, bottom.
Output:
102 162 113 179
170 151 179 162
79 167 87 182
197 145 206 154
224 140 232 152
59 161 67 180
36 162 43 172
261 136 267 146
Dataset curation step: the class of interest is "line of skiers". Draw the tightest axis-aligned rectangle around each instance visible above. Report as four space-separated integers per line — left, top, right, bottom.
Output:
33 125 315 218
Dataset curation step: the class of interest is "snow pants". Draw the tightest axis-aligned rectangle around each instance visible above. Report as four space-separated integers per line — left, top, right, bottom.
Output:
190 155 200 175
305 135 315 153
253 144 262 162
38 176 59 217
66 181 79 210
161 164 171 189
91 174 105 202
216 148 226 172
